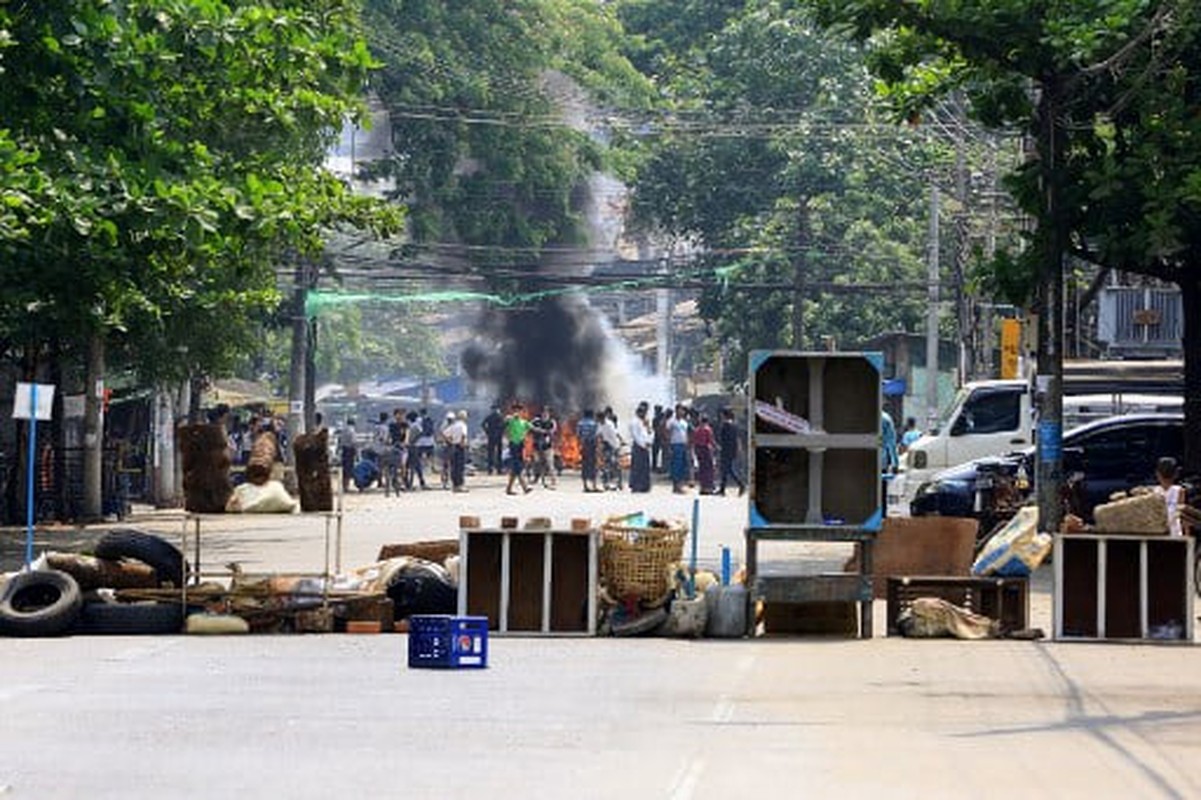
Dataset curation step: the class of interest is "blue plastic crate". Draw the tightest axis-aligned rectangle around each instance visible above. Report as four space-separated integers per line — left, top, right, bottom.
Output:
408 615 489 669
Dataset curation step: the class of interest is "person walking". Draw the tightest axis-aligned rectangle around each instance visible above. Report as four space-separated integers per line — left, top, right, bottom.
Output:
628 402 653 493
576 409 601 492
717 407 745 496
504 403 533 495
445 410 470 493
482 404 505 475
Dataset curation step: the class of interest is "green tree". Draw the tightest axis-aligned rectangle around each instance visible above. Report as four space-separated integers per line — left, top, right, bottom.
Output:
806 0 1201 471
0 0 398 516
620 0 953 375
363 0 653 266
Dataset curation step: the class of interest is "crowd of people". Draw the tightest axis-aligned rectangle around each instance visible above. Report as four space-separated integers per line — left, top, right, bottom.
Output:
328 400 748 498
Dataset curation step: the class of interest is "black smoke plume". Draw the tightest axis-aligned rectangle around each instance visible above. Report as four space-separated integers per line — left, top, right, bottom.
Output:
461 295 611 412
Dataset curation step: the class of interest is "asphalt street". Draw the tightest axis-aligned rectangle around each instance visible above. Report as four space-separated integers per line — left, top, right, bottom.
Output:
1 474 1199 798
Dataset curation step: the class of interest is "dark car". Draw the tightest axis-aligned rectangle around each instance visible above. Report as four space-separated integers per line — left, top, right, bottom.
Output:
910 413 1184 524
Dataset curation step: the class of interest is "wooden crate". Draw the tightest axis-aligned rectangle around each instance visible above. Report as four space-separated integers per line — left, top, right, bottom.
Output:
886 575 1029 636
459 528 599 635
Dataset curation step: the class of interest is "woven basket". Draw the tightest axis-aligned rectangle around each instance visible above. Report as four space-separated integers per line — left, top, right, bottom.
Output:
599 521 688 601
1093 491 1168 534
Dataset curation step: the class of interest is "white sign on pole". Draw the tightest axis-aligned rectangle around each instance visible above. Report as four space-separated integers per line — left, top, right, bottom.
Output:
13 383 56 421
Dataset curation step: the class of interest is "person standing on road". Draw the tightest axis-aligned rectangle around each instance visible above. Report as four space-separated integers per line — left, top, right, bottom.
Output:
669 405 690 494
445 410 470 493
482 404 505 475
899 417 922 454
881 409 899 509
504 403 533 495
576 409 601 493
338 418 357 493
693 414 717 494
628 402 652 493
599 408 623 490
405 410 428 490
717 406 745 496
531 406 558 488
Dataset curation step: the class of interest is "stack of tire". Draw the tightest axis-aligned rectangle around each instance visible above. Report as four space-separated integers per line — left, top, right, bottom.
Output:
179 422 233 513
0 529 186 637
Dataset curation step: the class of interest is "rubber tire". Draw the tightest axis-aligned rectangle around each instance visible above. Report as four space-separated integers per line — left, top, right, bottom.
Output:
386 562 458 619
0 569 83 637
72 601 185 636
94 528 186 587
610 606 668 637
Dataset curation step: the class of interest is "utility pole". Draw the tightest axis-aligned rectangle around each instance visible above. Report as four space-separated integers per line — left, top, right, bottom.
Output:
287 258 308 452
925 183 941 432
1035 82 1065 534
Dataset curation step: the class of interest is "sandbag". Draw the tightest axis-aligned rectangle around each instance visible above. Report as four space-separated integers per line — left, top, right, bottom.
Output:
704 584 747 638
1093 491 1168 534
225 480 298 513
897 597 998 640
972 505 1051 577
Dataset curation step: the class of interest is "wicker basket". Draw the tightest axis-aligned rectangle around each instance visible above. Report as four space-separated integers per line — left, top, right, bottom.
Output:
1093 491 1168 534
599 520 688 601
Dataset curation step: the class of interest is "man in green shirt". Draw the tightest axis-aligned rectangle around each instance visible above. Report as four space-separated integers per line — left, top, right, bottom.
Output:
505 403 533 495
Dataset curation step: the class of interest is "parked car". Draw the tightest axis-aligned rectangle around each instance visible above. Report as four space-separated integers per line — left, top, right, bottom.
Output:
910 413 1185 526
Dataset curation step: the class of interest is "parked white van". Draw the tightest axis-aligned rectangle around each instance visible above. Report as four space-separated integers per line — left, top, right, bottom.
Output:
894 379 1182 503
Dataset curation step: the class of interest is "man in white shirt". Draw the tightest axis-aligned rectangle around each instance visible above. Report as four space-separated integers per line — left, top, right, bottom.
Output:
628 402 653 493
599 409 623 490
444 410 470 492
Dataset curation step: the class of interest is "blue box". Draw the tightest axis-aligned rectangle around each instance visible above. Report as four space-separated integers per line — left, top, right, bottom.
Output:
408 615 489 669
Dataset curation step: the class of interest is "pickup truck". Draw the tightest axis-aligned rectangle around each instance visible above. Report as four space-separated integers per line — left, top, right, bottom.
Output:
895 378 1182 502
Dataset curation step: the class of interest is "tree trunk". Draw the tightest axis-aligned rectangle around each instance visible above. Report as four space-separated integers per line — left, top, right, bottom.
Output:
1181 273 1201 475
82 333 104 520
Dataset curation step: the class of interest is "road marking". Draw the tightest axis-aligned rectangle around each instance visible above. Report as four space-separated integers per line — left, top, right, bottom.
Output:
667 756 705 800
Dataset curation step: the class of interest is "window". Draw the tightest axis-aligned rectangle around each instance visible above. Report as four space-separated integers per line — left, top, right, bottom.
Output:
959 390 1021 434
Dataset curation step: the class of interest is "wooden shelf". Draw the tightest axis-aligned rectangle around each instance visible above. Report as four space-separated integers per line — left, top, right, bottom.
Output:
458 528 599 636
1054 533 1194 642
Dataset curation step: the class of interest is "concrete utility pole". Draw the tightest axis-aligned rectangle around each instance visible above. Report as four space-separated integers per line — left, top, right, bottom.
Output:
82 333 104 519
287 258 308 450
1035 83 1065 534
925 183 941 431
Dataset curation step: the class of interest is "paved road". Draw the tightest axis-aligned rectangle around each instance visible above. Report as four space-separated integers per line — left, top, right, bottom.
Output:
2 476 1199 798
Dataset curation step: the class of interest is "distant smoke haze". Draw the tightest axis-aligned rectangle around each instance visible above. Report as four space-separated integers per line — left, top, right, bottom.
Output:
461 171 658 414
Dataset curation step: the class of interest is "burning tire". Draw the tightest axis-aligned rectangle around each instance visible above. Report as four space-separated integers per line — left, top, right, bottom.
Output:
94 529 186 587
0 569 83 637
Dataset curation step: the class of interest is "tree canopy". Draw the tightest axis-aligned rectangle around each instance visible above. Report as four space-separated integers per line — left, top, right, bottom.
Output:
0 0 399 385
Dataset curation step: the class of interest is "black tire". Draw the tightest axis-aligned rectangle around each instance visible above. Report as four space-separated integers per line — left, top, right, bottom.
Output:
72 601 184 635
610 606 668 637
0 569 83 637
94 528 186 587
385 562 458 619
